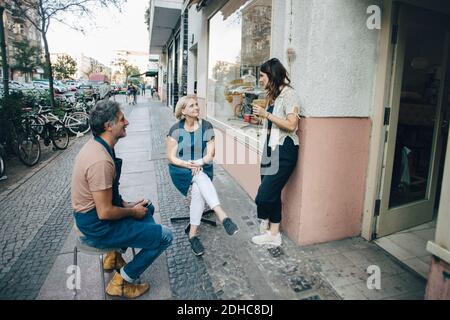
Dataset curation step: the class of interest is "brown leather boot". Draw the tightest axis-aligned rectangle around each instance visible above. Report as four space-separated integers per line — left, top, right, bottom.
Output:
103 251 126 272
106 272 150 299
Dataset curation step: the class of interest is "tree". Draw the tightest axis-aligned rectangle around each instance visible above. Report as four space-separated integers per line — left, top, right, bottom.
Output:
53 54 77 80
114 58 140 85
11 38 42 81
0 5 9 98
9 0 124 108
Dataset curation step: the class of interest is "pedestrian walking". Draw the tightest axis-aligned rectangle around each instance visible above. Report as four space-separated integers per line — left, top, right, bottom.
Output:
126 84 132 105
251 58 300 247
141 83 146 96
166 96 239 256
126 83 137 105
71 100 173 298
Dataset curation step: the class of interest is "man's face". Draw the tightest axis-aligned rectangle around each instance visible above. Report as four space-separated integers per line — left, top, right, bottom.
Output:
110 111 129 139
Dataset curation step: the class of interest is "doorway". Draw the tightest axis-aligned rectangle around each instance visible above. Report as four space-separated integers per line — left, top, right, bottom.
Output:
375 4 450 278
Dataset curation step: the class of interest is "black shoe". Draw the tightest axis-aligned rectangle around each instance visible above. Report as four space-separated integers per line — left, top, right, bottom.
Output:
189 236 204 256
222 218 239 236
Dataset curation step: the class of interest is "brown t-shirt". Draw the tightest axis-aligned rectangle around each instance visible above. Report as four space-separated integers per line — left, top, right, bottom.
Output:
71 139 115 213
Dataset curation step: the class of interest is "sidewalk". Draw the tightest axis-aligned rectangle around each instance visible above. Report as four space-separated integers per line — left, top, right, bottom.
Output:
34 95 427 300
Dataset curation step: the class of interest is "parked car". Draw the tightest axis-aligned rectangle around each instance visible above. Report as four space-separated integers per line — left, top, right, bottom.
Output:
77 83 94 96
32 80 68 95
64 80 78 92
54 80 69 94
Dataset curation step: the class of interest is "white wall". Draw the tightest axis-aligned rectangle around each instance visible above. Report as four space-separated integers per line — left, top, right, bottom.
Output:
287 0 382 117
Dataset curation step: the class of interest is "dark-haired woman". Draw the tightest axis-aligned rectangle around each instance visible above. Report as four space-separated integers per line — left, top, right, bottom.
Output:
251 58 300 247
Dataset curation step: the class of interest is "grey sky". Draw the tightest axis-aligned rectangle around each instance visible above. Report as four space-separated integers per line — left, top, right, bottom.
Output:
47 0 149 67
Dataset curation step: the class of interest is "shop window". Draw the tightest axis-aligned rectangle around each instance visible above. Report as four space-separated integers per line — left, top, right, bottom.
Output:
207 0 272 140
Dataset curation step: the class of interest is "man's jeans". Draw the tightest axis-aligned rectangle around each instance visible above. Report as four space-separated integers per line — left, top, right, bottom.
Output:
77 205 173 282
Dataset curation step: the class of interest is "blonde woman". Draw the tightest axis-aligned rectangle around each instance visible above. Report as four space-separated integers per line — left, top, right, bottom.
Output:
166 96 239 256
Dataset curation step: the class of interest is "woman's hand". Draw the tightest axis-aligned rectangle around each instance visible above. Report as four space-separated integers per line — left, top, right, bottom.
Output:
191 166 203 176
252 104 269 119
188 160 203 176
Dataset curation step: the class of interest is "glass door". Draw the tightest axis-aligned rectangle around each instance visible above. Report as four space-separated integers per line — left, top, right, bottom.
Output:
377 5 450 237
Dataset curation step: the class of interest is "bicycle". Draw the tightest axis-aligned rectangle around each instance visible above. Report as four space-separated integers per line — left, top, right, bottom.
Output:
32 105 90 136
1 113 41 167
0 143 6 179
27 108 70 150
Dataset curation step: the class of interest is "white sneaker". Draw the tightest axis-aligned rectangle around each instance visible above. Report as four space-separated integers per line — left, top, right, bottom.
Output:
259 219 269 234
251 231 282 246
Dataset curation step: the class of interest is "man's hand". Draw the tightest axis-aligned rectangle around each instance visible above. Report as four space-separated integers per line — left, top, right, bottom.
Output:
123 199 151 208
132 201 148 219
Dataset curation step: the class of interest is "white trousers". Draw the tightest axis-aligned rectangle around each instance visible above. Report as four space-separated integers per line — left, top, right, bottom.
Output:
190 171 220 226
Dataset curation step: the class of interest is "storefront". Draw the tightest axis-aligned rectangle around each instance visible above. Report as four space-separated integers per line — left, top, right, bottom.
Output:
360 0 450 298
186 0 450 298
147 0 185 108
192 0 377 246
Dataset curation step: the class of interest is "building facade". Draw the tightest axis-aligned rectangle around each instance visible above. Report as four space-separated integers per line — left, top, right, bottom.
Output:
1 0 43 82
76 53 111 82
147 0 188 108
149 0 450 299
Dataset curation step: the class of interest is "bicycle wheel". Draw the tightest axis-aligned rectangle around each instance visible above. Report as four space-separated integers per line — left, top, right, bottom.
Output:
0 154 5 177
50 121 70 150
65 112 90 135
17 133 41 166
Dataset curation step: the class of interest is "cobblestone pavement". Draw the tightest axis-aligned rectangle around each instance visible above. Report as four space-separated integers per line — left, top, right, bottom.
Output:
0 135 89 299
0 139 77 197
150 102 217 299
149 99 426 300
148 100 340 300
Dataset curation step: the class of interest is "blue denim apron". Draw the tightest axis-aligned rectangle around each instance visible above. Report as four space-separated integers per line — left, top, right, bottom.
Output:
168 120 213 196
73 136 125 239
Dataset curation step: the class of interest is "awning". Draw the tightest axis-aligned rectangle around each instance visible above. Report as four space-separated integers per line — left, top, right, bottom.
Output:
89 73 109 82
148 1 183 55
145 70 158 77
187 0 209 11
223 0 252 19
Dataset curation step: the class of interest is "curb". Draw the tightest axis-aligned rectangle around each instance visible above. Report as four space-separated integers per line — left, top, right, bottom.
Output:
0 136 88 204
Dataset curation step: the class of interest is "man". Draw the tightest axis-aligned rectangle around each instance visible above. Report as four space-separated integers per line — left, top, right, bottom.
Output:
71 100 173 299
140 83 146 96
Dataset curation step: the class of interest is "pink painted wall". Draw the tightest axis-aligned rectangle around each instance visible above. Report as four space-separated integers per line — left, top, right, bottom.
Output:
202 94 372 245
289 118 372 245
426 256 450 300
198 97 261 198
213 126 261 199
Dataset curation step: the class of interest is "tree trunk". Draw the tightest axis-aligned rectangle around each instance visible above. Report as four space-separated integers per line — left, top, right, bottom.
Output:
42 32 55 108
0 6 9 98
